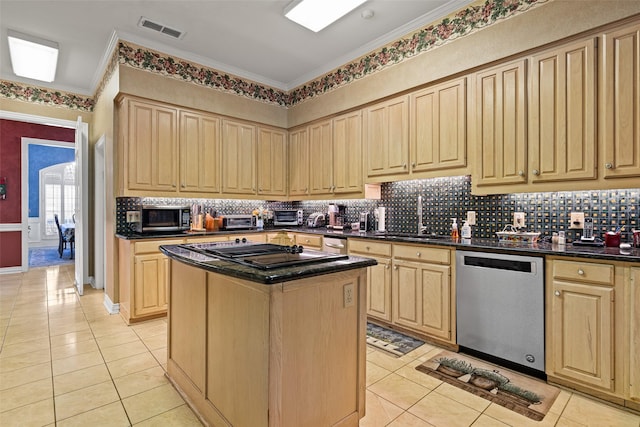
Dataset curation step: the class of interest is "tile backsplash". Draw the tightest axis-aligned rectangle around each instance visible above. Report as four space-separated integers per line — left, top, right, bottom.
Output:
116 176 639 243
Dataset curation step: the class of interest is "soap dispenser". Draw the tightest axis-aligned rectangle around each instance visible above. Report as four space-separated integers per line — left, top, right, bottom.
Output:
461 220 471 239
451 218 459 240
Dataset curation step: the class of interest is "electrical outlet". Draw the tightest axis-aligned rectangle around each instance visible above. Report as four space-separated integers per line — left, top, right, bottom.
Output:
570 212 585 229
126 211 140 223
343 284 354 308
466 211 477 226
513 212 525 228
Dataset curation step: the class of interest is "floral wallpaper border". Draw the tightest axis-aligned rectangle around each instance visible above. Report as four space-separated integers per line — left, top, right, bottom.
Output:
0 0 546 112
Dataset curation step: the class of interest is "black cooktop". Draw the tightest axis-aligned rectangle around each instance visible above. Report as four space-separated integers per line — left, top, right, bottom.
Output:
180 242 348 270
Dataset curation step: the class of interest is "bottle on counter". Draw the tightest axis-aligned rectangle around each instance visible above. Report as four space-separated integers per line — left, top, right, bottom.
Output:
461 220 471 239
451 218 459 240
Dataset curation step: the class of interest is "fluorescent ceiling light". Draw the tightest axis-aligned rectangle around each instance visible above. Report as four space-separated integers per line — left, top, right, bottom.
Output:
7 30 59 82
284 0 368 32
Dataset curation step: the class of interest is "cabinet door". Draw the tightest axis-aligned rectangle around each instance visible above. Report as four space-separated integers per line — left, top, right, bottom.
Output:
410 78 466 173
127 99 178 191
364 95 409 177
367 257 392 322
392 260 451 339
333 111 363 194
550 280 614 391
630 267 640 402
222 119 256 194
180 111 221 194
309 119 333 194
257 126 287 197
474 60 528 186
134 253 169 317
288 128 310 197
529 38 597 182
601 24 640 179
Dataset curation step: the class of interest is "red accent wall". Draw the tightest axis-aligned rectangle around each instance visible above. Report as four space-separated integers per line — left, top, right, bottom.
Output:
0 119 75 268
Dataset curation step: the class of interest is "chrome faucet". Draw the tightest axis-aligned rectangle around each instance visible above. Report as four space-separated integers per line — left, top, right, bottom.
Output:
417 195 427 234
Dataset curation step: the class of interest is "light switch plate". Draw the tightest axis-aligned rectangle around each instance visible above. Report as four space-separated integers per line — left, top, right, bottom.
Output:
466 211 477 226
513 212 525 228
570 212 585 229
126 211 140 223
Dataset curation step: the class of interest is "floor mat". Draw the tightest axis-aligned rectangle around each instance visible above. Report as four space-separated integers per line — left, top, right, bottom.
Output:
366 323 424 356
416 350 560 421
29 247 74 268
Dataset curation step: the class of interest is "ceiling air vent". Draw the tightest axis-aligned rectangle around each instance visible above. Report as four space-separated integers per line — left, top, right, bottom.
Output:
138 17 185 39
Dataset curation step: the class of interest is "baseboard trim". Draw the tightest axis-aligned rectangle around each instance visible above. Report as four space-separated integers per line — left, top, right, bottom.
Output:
0 266 23 275
103 294 120 314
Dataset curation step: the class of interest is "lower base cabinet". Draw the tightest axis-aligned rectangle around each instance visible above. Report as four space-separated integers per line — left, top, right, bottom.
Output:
545 257 629 405
119 238 184 324
628 267 640 408
349 239 393 322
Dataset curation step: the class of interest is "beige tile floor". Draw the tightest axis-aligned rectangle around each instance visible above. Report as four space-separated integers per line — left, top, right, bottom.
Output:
1 265 639 426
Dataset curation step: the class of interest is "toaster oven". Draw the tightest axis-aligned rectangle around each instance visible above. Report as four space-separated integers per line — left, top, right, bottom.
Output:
273 209 303 226
220 215 256 230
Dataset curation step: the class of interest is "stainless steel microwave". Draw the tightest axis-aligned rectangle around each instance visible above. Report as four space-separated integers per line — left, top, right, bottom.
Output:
220 215 256 230
273 209 303 226
135 205 191 233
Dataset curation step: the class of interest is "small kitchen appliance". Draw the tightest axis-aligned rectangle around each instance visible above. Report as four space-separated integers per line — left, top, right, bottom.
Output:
273 209 303 226
135 205 190 234
581 217 594 241
359 212 369 232
220 214 256 230
307 212 325 228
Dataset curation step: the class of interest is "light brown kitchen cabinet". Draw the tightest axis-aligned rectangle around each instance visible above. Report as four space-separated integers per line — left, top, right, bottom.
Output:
628 267 640 406
293 233 323 250
222 119 257 195
288 127 310 197
529 38 597 183
546 258 616 392
267 231 294 245
333 110 363 194
410 77 466 173
364 95 410 179
257 126 287 197
122 97 178 192
392 244 452 341
179 110 221 194
308 119 333 195
601 23 640 179
473 59 528 187
349 239 392 322
118 238 183 324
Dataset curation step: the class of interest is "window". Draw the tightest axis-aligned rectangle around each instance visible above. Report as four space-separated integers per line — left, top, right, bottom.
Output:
40 162 75 238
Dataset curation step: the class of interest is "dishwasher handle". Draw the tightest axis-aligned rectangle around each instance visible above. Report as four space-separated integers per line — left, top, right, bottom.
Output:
463 255 534 273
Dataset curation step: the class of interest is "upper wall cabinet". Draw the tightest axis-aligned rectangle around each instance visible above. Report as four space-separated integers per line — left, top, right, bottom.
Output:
308 119 334 195
473 59 528 188
333 110 363 194
179 110 221 194
364 95 410 179
257 126 287 197
410 77 467 174
121 97 178 193
601 23 640 179
529 38 597 183
222 119 257 195
288 127 310 197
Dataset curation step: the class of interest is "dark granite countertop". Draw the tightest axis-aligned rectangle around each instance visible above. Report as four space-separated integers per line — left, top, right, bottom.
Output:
119 227 640 263
159 243 377 285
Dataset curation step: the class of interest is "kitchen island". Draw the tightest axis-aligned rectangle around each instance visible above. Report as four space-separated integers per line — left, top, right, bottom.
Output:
160 242 376 427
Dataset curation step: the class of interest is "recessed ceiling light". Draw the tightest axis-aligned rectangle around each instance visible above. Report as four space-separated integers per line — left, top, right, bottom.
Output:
7 30 59 83
284 0 368 32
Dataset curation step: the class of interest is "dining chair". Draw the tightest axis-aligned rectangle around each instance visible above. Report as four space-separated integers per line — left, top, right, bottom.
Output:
54 214 74 258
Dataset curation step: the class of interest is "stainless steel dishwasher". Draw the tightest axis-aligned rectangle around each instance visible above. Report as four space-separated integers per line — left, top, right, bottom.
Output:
456 250 545 374
323 236 348 254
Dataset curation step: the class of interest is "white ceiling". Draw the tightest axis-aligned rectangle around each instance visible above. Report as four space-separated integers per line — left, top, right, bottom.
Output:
0 0 474 96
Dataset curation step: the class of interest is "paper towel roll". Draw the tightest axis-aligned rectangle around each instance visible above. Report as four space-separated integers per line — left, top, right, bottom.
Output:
378 207 386 231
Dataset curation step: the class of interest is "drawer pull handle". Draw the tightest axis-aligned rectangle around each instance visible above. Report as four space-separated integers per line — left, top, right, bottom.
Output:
416 252 421 257
393 265 398 270
578 269 585 276
532 169 540 176
366 246 370 251
385 264 390 269
518 170 525 177
605 163 613 169
555 290 561 296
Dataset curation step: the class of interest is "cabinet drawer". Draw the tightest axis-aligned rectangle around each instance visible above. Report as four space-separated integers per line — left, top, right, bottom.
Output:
349 239 392 257
187 235 229 243
393 244 450 264
134 239 184 254
552 260 614 285
295 234 323 248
